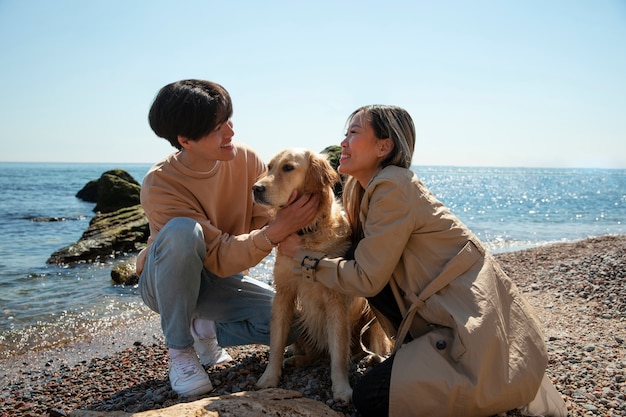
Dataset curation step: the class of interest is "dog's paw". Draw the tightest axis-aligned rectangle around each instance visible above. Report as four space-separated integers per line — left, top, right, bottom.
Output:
285 342 305 356
332 385 353 403
283 354 314 368
361 353 386 366
256 370 280 389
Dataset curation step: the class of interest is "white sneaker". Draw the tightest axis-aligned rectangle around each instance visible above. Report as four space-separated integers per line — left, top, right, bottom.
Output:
191 324 233 367
169 348 213 397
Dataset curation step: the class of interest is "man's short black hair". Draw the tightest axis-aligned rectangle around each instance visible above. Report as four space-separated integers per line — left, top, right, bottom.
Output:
148 79 233 149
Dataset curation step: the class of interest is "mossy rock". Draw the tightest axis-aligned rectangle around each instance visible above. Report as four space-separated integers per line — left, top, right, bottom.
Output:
94 172 141 213
320 145 344 198
75 179 99 202
76 169 141 213
47 205 148 264
111 260 139 286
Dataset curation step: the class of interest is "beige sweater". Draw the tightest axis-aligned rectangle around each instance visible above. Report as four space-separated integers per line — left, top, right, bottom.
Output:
136 142 274 277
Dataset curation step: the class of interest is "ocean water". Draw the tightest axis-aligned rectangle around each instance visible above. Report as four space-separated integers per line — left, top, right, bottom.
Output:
0 162 624 358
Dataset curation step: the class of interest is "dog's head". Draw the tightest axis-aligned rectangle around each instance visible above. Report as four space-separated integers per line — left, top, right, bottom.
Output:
253 148 339 208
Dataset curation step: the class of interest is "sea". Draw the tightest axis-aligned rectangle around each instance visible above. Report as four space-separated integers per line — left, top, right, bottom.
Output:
0 162 625 359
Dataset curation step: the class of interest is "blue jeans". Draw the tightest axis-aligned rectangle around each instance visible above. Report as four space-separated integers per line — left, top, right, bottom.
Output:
139 217 276 350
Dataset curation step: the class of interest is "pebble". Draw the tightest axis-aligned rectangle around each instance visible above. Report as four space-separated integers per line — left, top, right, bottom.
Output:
0 235 625 417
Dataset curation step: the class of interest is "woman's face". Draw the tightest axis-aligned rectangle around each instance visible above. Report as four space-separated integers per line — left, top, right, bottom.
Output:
339 111 388 187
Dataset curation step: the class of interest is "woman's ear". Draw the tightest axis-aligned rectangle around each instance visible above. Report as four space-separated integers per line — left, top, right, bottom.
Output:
378 138 394 158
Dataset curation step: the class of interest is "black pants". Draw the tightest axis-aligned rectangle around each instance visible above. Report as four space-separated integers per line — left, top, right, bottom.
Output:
352 353 395 417
346 244 398 416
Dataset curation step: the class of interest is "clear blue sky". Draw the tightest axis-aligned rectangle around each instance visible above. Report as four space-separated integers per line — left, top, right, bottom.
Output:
1 1 625 168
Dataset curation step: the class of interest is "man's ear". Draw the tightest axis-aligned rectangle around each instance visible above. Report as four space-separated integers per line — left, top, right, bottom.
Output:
178 135 191 149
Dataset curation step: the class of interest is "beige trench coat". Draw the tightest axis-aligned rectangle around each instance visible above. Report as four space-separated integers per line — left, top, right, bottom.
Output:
295 166 549 417
388 242 548 416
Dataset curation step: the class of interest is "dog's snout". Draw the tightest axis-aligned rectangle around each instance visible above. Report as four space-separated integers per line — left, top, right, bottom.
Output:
253 183 268 204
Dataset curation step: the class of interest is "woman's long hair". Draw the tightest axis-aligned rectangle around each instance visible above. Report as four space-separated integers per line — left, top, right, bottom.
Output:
342 105 416 243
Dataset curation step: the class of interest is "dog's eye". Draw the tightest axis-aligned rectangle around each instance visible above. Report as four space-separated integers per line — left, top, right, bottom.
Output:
282 164 294 172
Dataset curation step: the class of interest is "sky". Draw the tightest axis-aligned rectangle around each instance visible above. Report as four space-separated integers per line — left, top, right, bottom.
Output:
0 1 625 169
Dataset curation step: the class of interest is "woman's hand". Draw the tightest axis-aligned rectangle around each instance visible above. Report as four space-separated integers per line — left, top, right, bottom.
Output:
277 233 303 258
264 192 319 244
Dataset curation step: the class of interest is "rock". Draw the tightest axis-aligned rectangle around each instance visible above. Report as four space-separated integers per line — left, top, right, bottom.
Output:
75 179 99 203
320 145 341 171
47 205 148 264
68 389 341 417
93 171 141 214
76 169 140 208
30 216 76 222
111 259 139 286
49 170 147 265
320 145 344 198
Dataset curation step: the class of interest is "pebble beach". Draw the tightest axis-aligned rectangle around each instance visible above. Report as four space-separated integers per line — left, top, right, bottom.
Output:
1 234 624 417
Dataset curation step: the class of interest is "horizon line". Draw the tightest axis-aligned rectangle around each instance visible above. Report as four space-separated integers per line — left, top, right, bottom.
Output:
0 160 624 171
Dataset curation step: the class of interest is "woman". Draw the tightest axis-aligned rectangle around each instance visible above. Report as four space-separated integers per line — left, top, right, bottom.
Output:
279 105 558 416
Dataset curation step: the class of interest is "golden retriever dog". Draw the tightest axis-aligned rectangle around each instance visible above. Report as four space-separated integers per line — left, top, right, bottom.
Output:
253 148 392 403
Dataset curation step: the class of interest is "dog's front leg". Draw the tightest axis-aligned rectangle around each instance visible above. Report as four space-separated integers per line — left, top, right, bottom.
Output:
327 301 353 403
256 288 296 389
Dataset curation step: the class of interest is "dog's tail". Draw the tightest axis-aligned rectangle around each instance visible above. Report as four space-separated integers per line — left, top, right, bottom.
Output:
352 301 393 362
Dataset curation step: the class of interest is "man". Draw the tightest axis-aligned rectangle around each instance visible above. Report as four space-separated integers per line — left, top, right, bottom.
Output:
138 79 318 396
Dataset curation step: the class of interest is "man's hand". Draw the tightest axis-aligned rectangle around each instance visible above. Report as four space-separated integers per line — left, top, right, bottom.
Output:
264 192 319 244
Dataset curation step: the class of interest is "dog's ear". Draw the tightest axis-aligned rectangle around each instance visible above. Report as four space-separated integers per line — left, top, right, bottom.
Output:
304 151 340 192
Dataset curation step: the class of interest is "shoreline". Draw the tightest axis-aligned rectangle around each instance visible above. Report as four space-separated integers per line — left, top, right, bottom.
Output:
0 310 163 387
1 234 624 416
